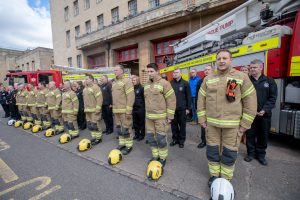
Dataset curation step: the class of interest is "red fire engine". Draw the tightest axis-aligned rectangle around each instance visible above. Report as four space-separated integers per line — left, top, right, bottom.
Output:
161 0 300 138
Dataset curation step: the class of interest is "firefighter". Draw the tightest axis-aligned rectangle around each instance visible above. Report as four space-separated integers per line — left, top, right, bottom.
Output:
26 83 38 125
144 63 176 167
7 85 19 121
36 82 51 129
197 49 257 187
100 75 113 135
245 59 277 166
81 74 103 147
170 68 191 148
112 65 135 155
17 83 29 123
60 80 79 142
132 75 145 141
46 81 64 135
197 65 213 149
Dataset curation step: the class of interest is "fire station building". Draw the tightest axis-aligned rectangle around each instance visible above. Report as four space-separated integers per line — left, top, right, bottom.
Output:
50 0 244 83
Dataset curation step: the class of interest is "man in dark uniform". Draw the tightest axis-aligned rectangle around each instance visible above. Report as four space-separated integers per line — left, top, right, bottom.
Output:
170 68 191 148
100 75 113 135
132 75 145 141
7 85 19 120
245 59 277 166
72 81 86 130
0 84 10 118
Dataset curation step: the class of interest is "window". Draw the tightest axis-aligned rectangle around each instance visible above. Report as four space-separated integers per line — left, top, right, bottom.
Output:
128 0 137 16
26 62 29 71
68 57 72 67
75 25 80 38
84 0 90 9
111 7 119 24
77 55 82 68
149 0 159 8
85 20 91 34
64 6 69 21
96 0 102 3
97 14 104 30
66 30 70 47
73 0 79 16
32 61 35 71
22 64 24 70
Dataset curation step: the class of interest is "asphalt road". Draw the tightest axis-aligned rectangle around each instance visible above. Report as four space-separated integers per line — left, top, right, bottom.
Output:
0 122 183 200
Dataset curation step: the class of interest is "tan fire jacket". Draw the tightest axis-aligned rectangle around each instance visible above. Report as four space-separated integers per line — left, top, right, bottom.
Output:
62 89 79 114
83 84 102 113
197 67 257 129
46 88 61 110
17 89 28 106
144 75 176 120
27 88 37 107
112 75 134 115
36 88 48 107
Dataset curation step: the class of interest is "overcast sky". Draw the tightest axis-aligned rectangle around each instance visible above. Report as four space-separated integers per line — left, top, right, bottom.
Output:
0 0 52 50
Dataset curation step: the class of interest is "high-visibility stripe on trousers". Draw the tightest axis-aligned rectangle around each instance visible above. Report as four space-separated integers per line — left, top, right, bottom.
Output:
114 113 133 148
146 119 169 159
206 124 242 180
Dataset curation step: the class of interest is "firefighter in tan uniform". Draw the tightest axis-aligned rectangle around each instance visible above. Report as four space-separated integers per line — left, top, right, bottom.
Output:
26 83 38 125
144 63 176 167
15 83 27 123
59 81 79 143
197 49 257 187
78 75 103 151
45 81 64 136
112 65 135 155
36 82 51 129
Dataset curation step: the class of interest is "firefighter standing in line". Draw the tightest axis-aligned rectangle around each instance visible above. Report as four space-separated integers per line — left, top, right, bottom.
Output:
197 49 257 187
81 75 103 147
100 75 114 135
60 81 79 142
18 83 29 123
244 59 277 166
197 65 213 149
111 65 135 155
26 83 38 125
132 75 145 141
0 84 10 118
36 82 51 129
45 81 64 135
170 68 191 148
7 85 19 121
144 63 176 167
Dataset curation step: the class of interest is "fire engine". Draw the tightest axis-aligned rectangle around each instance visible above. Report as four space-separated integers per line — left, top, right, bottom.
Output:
160 0 300 139
5 66 130 87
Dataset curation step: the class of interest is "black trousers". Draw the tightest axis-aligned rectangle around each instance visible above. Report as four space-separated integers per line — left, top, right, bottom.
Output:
171 109 187 144
132 108 145 137
201 127 206 143
102 105 114 132
1 104 10 117
246 116 271 159
77 108 86 129
9 104 19 120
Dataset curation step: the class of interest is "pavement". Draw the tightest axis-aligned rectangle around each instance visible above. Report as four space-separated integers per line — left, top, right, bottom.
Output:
0 110 300 200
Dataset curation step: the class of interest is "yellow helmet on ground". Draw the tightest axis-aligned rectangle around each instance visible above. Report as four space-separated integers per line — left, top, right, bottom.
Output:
77 139 91 152
59 133 71 144
44 128 55 137
146 160 163 180
108 149 122 165
14 121 23 128
23 122 33 130
32 125 43 133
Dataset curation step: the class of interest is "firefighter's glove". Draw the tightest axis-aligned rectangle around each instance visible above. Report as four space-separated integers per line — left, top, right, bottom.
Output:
226 79 237 103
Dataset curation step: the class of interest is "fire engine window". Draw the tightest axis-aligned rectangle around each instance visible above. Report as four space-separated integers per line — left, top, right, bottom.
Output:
38 74 53 84
13 76 27 84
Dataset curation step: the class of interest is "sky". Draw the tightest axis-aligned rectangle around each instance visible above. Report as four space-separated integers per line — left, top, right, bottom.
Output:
0 0 53 50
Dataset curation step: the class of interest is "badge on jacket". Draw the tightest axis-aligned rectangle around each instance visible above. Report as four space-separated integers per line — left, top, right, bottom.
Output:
136 89 139 94
264 82 269 88
179 87 183 91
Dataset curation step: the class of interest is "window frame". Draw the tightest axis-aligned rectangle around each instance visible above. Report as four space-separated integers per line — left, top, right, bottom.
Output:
66 30 71 47
73 0 79 16
149 0 160 9
77 54 82 68
64 6 69 22
85 20 91 34
111 7 119 24
97 14 104 30
128 0 137 16
75 25 80 38
84 0 90 10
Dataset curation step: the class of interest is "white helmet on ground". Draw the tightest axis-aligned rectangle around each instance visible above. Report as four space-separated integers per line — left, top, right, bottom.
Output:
7 119 16 126
211 178 235 200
